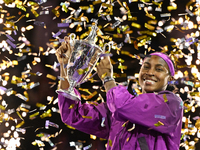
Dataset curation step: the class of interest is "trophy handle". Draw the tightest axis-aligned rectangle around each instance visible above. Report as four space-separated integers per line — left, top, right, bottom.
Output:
69 33 76 46
98 41 114 58
103 41 113 53
81 41 114 84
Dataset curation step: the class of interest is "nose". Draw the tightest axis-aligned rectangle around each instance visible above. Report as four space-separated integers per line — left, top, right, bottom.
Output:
145 68 154 76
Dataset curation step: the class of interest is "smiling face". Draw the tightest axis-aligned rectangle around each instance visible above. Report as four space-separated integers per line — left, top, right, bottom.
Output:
139 55 173 93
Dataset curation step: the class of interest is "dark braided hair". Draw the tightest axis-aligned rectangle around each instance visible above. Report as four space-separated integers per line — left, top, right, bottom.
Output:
166 84 178 93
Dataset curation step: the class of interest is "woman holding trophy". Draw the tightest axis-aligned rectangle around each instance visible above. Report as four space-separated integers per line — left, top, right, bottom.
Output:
55 34 183 149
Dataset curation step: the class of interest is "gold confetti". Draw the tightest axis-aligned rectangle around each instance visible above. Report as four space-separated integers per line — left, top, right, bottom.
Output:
144 23 155 30
90 134 97 140
167 6 177 11
93 0 102 5
4 0 14 4
69 104 75 109
82 115 92 119
118 63 127 70
1 0 200 149
77 68 89 75
46 74 56 80
52 7 60 18
154 121 164 127
16 111 24 120
131 22 141 28
29 112 40 120
126 137 129 142
195 119 200 129
163 94 168 102
36 103 46 108
101 73 107 79
87 101 98 106
147 20 158 25
146 13 156 20
81 91 97 100
122 121 128 127
16 4 26 11
109 139 112 147
0 105 6 110
40 109 52 119
65 124 76 130
16 121 25 128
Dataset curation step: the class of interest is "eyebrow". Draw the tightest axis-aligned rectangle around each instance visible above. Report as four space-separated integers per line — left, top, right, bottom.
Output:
143 62 164 67
143 62 168 70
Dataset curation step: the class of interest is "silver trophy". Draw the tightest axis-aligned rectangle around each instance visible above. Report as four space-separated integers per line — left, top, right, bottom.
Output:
56 23 112 101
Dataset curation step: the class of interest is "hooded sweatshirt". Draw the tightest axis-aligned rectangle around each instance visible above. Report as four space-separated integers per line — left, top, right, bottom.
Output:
58 85 183 150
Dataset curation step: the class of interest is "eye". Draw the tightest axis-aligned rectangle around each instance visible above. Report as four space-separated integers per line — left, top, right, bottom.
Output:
143 65 149 69
156 67 163 72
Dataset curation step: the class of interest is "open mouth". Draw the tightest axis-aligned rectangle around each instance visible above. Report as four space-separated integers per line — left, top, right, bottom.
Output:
143 78 157 85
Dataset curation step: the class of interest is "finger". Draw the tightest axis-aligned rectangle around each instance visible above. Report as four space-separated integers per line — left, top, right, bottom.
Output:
105 56 112 66
56 47 66 58
96 64 100 71
96 65 102 77
97 61 103 70
66 42 72 54
64 37 70 47
60 42 68 53
99 58 105 66
100 56 110 66
56 52 63 59
64 36 69 42
104 56 110 61
100 55 110 62
55 48 61 57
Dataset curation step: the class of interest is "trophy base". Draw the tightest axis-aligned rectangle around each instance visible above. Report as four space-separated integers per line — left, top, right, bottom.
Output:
56 89 81 101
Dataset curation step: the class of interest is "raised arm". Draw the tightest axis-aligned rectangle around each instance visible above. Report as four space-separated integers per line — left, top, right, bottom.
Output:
58 89 111 139
97 56 117 92
55 36 72 90
56 37 111 138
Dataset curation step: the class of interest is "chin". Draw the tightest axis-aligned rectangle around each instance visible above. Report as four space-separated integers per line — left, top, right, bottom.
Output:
143 89 155 93
142 86 154 92
143 86 161 93
145 90 154 93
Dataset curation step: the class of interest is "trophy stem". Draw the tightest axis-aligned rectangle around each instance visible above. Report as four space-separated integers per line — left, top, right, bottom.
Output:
68 80 76 93
56 80 81 101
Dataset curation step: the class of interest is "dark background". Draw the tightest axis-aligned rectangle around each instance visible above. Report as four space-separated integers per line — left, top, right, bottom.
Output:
0 0 200 149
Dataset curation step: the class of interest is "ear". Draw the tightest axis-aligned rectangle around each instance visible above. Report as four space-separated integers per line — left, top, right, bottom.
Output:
168 76 174 82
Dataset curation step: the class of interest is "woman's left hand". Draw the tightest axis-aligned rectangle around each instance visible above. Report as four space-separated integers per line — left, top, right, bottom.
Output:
97 56 113 81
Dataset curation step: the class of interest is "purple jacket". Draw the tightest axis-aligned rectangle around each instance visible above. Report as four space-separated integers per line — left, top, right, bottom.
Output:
58 85 183 150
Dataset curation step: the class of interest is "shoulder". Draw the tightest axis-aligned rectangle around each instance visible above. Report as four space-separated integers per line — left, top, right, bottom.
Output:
158 90 182 101
137 90 180 100
158 91 183 108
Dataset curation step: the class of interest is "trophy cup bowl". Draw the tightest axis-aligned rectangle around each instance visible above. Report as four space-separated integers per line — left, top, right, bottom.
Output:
56 38 109 101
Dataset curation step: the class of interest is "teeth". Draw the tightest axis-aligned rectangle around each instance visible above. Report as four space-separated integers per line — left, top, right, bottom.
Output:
145 79 155 83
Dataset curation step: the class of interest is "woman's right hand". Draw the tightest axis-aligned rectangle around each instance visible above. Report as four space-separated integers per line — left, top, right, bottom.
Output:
55 36 72 65
56 36 73 90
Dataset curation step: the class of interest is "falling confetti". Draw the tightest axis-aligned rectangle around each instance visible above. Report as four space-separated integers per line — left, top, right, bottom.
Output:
1 0 200 149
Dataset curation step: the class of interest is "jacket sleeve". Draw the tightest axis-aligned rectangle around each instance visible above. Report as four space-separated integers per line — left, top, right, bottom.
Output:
58 88 111 139
106 85 183 134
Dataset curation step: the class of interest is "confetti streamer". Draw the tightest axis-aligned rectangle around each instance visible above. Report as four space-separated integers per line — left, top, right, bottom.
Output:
57 23 69 27
154 121 164 127
6 39 16 49
1 0 200 149
34 21 46 28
